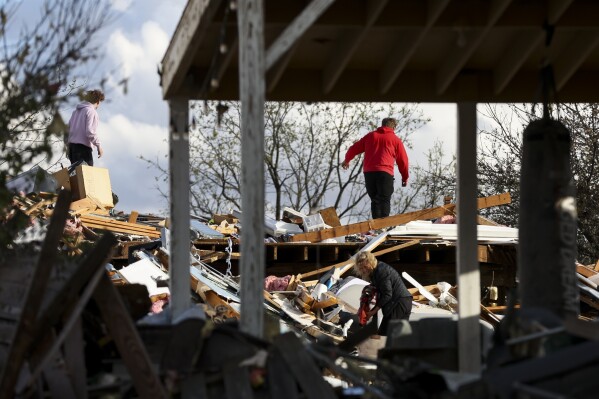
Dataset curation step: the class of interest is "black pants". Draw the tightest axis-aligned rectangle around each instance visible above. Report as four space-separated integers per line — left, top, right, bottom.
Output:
68 143 93 166
378 296 412 336
364 171 394 219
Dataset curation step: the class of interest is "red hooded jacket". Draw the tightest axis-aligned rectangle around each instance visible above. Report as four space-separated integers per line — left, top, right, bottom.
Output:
344 126 409 182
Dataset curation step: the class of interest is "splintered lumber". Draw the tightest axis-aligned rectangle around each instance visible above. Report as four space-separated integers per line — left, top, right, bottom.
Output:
289 192 511 242
128 211 139 224
298 239 420 280
577 263 598 279
318 207 341 227
0 191 71 398
93 274 167 398
80 214 160 238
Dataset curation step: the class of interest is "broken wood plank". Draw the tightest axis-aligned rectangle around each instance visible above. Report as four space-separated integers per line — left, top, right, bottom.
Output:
93 274 167 399
80 214 159 232
0 190 71 399
268 348 299 399
477 215 500 226
318 207 341 227
81 220 161 238
128 211 139 224
576 263 598 279
223 363 253 399
272 333 336 399
195 283 240 320
298 239 420 279
289 192 511 242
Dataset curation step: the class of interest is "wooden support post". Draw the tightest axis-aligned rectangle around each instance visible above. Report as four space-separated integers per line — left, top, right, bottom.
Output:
238 0 266 337
456 102 481 374
169 98 191 321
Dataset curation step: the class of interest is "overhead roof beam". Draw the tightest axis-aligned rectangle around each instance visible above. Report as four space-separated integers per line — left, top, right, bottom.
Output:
267 43 298 93
493 31 542 95
436 0 513 95
555 33 599 91
493 0 574 95
161 0 224 99
322 0 389 94
265 0 335 71
379 0 449 95
211 36 238 92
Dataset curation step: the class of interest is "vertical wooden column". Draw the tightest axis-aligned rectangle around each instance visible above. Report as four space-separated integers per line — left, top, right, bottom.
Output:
169 98 191 321
237 0 266 337
456 102 481 374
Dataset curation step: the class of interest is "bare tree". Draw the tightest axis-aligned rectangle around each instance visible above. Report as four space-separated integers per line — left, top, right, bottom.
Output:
145 101 432 221
398 139 456 212
478 103 599 264
1 0 113 245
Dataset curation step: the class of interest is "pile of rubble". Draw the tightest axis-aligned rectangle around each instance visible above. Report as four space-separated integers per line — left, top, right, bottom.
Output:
2 165 599 398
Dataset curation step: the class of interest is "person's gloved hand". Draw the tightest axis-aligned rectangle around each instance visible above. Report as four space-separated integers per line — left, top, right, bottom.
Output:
402 180 407 187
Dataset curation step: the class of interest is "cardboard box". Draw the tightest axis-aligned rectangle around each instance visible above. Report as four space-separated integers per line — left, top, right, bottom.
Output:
71 165 114 208
52 168 71 190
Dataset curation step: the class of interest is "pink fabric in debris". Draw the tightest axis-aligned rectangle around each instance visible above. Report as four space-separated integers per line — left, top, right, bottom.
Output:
264 275 291 292
434 215 456 224
63 217 83 236
151 299 167 314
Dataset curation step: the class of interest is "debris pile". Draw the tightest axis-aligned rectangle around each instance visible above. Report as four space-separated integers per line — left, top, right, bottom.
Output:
2 165 599 397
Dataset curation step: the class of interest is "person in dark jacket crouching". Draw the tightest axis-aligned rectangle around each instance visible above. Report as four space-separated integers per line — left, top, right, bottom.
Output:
354 251 413 335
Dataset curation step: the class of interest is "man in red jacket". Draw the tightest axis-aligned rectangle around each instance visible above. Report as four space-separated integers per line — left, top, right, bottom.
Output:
342 117 409 219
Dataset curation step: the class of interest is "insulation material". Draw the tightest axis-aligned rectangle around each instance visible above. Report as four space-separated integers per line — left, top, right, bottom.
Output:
118 258 170 297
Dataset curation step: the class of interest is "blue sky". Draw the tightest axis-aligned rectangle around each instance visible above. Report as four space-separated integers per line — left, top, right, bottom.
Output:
9 0 458 216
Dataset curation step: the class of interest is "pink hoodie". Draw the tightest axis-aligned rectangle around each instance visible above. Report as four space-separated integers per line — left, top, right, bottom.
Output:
68 102 101 149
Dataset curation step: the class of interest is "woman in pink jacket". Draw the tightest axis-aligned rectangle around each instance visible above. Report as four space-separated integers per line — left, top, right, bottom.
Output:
342 117 409 219
67 89 105 166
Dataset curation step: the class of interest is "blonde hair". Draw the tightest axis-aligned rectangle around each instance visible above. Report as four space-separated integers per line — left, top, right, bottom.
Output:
353 251 377 279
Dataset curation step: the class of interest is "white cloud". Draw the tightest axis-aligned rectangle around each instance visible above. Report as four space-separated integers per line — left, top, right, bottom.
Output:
94 115 168 214
110 0 133 12
413 103 457 167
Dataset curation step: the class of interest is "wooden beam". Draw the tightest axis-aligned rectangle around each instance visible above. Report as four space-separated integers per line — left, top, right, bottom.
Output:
298 239 421 279
267 42 298 93
238 0 266 338
169 98 191 320
436 0 512 95
493 0 573 94
379 0 449 94
265 0 335 70
547 0 575 24
272 333 336 399
93 274 167 398
289 192 511 242
323 0 388 94
0 190 71 399
161 0 224 99
80 215 159 236
554 32 599 91
456 102 480 374
211 36 238 92
494 32 542 95
128 211 139 224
